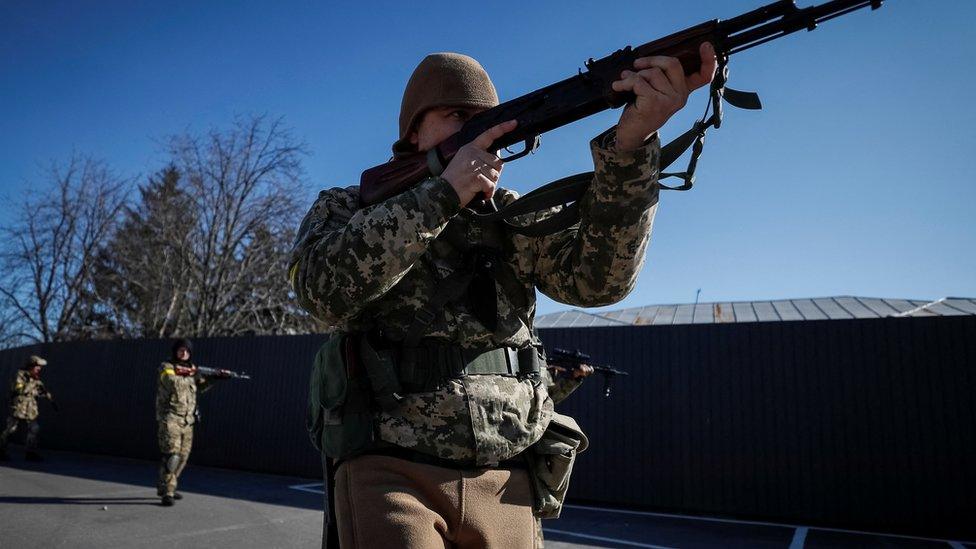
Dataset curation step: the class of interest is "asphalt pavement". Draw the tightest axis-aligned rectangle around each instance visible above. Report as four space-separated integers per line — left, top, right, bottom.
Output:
1 448 972 548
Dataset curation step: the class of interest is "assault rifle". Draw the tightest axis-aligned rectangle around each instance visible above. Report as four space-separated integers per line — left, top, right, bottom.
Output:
548 348 629 399
195 366 251 380
360 0 883 231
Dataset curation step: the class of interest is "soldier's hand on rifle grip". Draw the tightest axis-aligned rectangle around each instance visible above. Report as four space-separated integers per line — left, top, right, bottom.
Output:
572 364 595 380
613 42 717 152
442 120 517 207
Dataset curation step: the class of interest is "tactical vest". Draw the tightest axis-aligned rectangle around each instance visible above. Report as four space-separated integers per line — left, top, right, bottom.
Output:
307 211 545 460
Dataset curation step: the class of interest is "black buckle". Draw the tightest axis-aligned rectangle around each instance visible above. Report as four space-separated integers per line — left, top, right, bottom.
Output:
413 309 436 326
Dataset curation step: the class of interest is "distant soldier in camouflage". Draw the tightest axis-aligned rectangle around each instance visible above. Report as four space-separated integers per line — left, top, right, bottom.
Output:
156 338 219 506
292 47 716 548
0 355 54 462
545 359 594 405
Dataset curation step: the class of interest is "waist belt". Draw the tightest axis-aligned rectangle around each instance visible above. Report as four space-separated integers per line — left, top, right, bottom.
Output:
358 446 528 471
399 342 543 392
358 333 544 410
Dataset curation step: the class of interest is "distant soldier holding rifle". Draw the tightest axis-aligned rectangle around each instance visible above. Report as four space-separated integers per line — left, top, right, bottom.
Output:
543 350 595 405
0 355 56 462
155 338 249 506
548 348 630 400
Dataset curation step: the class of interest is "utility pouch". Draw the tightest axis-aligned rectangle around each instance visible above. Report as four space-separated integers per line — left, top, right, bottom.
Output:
306 333 375 459
525 412 589 519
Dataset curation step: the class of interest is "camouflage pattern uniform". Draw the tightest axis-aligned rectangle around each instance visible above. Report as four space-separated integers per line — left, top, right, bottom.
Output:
156 362 209 497
1 368 50 453
291 127 659 466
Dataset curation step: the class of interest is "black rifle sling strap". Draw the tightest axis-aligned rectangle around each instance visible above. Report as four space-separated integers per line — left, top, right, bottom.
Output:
396 269 471 391
464 56 760 237
322 454 340 549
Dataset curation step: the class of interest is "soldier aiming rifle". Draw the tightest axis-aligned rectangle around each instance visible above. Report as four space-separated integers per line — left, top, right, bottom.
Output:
548 348 630 399
155 338 249 506
292 1 883 546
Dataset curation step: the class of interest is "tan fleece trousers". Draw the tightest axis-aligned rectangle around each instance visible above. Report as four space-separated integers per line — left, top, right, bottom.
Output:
334 454 538 548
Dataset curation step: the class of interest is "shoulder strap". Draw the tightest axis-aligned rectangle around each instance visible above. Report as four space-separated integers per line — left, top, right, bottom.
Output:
460 124 697 237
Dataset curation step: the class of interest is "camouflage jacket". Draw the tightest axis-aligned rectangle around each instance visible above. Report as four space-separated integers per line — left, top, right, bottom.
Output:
9 370 47 421
291 128 659 465
156 362 208 424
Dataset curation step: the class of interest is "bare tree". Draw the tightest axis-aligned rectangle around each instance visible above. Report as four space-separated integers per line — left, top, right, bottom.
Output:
0 116 322 342
0 157 129 343
165 114 318 336
89 165 196 338
84 115 321 338
0 307 22 350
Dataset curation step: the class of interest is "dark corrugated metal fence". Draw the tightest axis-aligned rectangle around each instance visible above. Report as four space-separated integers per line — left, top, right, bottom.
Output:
539 316 975 539
1 316 972 538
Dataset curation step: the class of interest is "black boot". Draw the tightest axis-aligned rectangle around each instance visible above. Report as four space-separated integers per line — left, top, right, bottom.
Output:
172 492 184 500
161 495 175 506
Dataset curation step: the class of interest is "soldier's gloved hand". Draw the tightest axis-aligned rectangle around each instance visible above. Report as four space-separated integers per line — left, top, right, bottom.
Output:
442 120 517 207
612 42 717 152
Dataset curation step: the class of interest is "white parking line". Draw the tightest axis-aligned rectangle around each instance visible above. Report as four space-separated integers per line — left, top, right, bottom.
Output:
282 490 973 546
543 528 677 549
288 482 325 495
562 504 974 545
789 527 808 549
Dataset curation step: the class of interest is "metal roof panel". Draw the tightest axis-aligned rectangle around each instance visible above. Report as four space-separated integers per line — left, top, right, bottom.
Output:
835 296 878 319
693 303 713 324
859 297 902 317
713 302 736 323
536 296 974 327
633 306 660 325
812 298 854 320
772 300 804 321
652 305 677 325
753 302 781 322
943 298 976 314
732 301 758 323
792 299 829 320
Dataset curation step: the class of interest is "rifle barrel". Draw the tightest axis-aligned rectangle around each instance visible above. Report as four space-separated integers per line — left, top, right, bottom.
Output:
722 0 882 54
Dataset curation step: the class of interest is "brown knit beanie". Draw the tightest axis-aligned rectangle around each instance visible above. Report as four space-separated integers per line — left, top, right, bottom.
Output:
392 52 499 156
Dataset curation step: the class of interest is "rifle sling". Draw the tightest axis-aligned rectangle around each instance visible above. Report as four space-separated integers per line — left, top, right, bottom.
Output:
461 121 701 236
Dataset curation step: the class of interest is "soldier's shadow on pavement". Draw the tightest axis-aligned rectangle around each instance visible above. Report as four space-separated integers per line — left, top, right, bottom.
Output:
0 449 322 511
0 496 160 506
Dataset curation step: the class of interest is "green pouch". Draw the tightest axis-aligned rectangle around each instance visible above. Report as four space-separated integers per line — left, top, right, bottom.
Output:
526 412 589 519
306 333 375 459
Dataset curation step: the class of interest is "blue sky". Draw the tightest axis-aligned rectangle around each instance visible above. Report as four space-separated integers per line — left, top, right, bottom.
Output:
2 0 973 315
